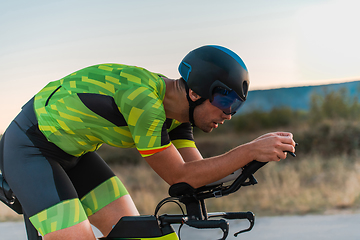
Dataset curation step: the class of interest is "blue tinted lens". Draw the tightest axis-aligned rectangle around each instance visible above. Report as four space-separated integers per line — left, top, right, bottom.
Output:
211 89 244 115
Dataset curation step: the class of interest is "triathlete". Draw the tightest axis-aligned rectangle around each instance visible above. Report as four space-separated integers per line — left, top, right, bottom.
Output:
0 45 295 240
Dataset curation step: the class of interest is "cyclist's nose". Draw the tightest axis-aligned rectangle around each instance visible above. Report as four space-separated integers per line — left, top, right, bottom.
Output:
222 112 232 120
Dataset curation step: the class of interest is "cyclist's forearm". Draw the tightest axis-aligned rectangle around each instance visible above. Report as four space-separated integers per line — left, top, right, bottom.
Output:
144 144 251 188
172 133 295 188
175 143 254 188
145 132 295 188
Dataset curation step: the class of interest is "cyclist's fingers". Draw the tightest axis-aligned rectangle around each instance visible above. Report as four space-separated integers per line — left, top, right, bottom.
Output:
278 135 296 146
274 131 293 139
270 151 286 162
276 148 294 160
273 141 296 161
278 152 287 160
279 142 295 152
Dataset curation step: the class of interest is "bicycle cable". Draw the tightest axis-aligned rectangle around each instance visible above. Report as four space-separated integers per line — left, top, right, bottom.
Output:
154 196 186 240
154 196 184 216
178 222 184 240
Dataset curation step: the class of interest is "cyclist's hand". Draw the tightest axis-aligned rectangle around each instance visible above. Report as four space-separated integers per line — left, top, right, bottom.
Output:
254 132 293 141
250 132 295 162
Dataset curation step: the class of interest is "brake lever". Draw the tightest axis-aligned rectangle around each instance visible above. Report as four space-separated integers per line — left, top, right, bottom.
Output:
185 219 229 240
219 220 229 240
233 212 255 237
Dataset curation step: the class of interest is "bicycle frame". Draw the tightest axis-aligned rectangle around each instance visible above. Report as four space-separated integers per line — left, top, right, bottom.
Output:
0 161 267 240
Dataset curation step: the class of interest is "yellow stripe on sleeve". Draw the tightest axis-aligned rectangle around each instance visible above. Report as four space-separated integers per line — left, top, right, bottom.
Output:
172 139 196 149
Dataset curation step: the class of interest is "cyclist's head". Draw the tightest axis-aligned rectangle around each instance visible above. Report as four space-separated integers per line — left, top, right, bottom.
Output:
178 45 249 125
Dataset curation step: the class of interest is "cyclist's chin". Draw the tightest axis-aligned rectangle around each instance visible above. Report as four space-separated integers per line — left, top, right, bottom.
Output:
198 125 214 133
194 119 215 133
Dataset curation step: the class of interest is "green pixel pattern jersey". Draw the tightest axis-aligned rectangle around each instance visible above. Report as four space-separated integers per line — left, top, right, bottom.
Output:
34 64 196 157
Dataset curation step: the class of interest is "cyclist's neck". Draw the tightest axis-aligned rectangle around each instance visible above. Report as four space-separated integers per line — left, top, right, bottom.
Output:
162 77 189 123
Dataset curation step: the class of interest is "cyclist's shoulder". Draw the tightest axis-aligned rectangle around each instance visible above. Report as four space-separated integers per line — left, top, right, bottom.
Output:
113 66 167 109
117 65 166 91
87 63 166 81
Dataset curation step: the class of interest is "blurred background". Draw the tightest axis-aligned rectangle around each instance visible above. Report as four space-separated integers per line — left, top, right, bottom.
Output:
1 0 360 222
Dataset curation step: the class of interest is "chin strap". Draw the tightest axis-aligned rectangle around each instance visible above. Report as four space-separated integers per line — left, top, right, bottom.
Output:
184 83 206 127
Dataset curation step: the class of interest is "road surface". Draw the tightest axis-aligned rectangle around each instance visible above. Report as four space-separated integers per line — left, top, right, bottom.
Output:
1 213 360 239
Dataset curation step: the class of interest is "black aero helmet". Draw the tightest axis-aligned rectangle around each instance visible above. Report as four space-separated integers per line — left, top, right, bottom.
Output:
178 45 249 125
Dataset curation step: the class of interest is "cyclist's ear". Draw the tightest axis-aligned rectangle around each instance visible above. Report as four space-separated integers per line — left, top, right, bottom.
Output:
188 89 202 101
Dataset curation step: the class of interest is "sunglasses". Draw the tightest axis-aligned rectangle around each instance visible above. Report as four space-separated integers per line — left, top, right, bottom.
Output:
210 87 244 115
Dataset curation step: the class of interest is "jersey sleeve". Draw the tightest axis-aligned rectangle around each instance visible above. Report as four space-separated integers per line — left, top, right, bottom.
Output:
169 122 197 149
114 67 171 157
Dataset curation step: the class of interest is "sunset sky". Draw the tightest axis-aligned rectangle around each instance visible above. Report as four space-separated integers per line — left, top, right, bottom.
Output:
1 0 359 133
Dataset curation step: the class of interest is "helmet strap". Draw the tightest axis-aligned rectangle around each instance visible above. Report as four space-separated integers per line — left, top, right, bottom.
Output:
184 83 206 127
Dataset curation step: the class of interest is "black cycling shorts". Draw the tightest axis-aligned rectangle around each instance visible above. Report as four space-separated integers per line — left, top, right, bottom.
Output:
0 98 128 235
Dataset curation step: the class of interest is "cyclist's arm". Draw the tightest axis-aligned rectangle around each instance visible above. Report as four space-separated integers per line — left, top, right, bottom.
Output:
144 132 295 188
145 143 251 188
177 146 203 162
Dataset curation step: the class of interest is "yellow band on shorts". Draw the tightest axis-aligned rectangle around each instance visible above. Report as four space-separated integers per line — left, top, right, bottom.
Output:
29 198 87 236
81 176 129 216
29 176 128 236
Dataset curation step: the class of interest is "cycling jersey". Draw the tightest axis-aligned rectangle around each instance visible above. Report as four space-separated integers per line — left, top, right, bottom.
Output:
0 64 197 236
34 63 196 157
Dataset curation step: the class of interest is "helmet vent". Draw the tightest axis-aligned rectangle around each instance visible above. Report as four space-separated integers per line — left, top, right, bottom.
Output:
242 81 248 98
178 61 192 82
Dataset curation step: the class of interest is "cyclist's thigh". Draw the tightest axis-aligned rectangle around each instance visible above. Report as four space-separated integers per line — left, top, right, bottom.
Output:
66 152 138 235
2 127 78 213
0 102 87 236
66 152 130 217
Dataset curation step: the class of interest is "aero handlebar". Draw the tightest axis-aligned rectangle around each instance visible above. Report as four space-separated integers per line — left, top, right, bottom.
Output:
161 160 269 240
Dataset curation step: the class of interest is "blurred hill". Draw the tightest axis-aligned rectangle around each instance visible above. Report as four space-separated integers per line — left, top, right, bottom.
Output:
240 80 360 113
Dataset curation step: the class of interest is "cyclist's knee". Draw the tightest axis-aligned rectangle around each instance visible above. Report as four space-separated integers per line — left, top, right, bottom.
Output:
82 176 138 236
43 219 96 240
89 194 139 236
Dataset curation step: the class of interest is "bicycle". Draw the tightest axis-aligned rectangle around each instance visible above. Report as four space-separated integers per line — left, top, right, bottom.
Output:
1 160 268 240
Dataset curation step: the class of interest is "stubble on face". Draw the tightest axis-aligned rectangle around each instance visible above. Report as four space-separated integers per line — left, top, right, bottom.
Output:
193 101 223 133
